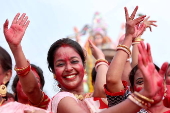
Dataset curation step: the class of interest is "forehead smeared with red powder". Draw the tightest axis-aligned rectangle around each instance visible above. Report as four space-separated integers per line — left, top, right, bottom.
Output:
61 43 70 47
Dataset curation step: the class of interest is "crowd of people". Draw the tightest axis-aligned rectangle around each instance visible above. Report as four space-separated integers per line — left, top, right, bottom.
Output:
0 6 169 113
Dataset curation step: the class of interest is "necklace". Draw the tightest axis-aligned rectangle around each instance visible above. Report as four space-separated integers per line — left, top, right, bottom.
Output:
74 94 84 101
74 93 92 101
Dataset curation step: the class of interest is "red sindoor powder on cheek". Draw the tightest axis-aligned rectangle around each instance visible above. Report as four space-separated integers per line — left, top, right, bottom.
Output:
134 86 143 92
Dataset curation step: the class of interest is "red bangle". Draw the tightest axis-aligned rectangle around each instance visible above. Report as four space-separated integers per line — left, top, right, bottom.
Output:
95 59 108 66
14 60 31 76
28 91 50 109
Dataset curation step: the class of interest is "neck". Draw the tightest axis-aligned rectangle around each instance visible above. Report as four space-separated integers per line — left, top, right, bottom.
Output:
60 83 84 95
148 101 169 113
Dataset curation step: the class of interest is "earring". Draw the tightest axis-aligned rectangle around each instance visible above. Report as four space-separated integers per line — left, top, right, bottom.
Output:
53 74 56 79
0 77 8 97
162 87 168 100
0 85 7 97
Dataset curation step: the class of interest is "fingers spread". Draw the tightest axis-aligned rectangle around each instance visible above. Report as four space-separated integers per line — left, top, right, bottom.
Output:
148 26 152 32
144 16 150 22
124 7 129 21
159 62 169 78
130 6 138 19
17 13 26 24
150 23 157 27
23 20 30 30
146 43 153 62
138 42 148 66
12 13 20 24
134 15 146 25
20 16 28 26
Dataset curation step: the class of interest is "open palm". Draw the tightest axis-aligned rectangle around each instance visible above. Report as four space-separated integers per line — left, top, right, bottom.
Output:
138 42 168 99
3 13 30 46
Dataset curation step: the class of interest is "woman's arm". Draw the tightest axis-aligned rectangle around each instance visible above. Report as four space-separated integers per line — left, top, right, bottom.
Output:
106 6 146 93
88 40 108 98
131 17 157 68
3 13 43 105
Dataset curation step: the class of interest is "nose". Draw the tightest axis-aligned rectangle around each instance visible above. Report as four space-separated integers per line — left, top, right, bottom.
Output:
65 63 73 72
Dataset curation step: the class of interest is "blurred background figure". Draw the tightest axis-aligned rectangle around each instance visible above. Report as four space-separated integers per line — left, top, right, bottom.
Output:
71 12 116 92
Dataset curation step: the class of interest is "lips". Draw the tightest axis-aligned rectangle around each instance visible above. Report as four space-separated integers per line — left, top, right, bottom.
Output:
63 73 77 79
65 75 76 78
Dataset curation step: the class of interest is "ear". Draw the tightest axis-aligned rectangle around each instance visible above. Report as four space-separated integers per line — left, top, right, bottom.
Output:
3 69 12 84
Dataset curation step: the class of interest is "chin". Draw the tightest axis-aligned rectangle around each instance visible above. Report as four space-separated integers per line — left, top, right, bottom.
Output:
65 82 83 90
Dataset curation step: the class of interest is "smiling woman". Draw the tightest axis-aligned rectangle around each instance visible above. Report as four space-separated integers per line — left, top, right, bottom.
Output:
2 5 170 113
49 40 85 91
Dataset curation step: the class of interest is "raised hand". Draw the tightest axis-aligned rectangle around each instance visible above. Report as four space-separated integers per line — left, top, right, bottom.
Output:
124 6 146 39
136 16 157 37
143 16 157 32
138 41 168 100
88 40 105 60
3 13 30 46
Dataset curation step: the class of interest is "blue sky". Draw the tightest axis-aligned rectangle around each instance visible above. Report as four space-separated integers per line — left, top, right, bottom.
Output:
0 0 170 97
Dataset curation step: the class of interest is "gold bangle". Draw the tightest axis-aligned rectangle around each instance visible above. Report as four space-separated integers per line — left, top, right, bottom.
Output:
131 94 150 108
133 38 144 42
117 45 131 55
128 95 147 109
134 91 154 103
132 42 140 45
117 47 131 58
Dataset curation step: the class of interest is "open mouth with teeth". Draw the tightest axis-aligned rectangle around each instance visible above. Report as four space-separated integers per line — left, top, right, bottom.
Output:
65 75 76 78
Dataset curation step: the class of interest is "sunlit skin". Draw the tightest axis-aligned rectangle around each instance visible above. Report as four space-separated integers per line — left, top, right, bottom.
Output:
53 46 85 94
16 69 41 104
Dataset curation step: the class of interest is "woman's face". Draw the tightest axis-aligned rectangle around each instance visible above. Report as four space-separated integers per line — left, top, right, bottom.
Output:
16 69 41 103
134 69 144 92
53 46 85 90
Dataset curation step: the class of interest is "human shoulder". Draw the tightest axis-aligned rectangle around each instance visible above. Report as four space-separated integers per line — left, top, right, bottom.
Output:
57 96 88 113
49 92 79 113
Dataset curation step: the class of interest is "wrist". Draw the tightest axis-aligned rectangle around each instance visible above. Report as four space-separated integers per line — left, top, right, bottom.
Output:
9 44 22 51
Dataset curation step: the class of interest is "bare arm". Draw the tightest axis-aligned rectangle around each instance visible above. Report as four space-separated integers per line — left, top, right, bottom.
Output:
131 17 157 68
3 13 42 105
57 97 89 113
89 40 107 98
106 6 146 93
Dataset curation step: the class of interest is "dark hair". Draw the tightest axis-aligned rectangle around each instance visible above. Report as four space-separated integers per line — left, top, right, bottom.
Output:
12 64 45 101
0 46 12 71
47 38 86 72
129 64 160 91
6 92 15 101
91 67 97 84
0 46 12 87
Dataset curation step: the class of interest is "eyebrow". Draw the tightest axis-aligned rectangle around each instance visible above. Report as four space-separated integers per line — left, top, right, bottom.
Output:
136 78 143 81
55 56 79 63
